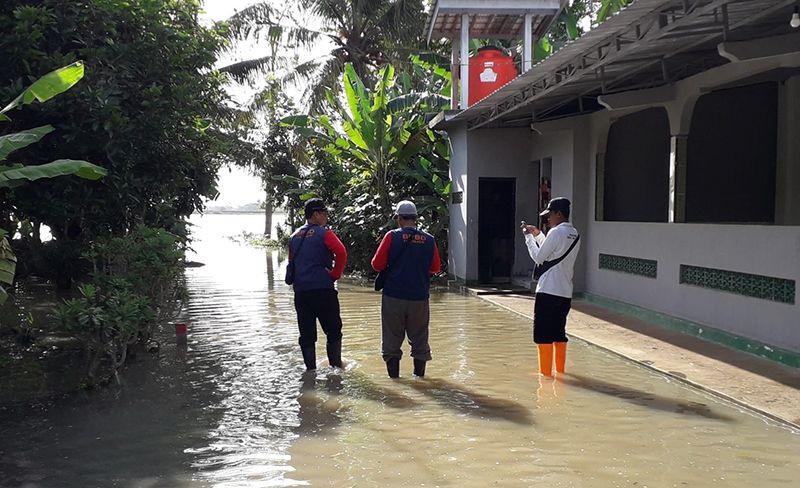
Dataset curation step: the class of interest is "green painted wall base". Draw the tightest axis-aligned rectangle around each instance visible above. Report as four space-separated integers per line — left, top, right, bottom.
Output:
576 292 800 369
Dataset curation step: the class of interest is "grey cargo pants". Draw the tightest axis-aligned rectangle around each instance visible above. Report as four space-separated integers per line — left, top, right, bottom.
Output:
381 294 432 362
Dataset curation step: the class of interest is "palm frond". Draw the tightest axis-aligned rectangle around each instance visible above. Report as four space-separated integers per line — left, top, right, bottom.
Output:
226 2 322 47
280 57 323 89
219 55 276 84
226 2 278 39
305 56 347 114
308 0 350 27
387 92 450 114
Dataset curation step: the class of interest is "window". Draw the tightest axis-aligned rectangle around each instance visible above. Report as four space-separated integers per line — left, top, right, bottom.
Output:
686 82 778 223
601 107 670 222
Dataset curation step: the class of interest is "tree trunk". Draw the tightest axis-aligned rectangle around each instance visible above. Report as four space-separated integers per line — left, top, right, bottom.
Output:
266 251 274 290
32 222 42 246
264 189 274 237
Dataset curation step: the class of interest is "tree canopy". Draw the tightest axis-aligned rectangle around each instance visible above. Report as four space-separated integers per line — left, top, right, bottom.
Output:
0 0 234 242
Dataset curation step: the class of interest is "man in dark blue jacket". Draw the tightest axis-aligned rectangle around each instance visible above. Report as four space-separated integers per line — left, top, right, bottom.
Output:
371 200 441 378
287 198 348 371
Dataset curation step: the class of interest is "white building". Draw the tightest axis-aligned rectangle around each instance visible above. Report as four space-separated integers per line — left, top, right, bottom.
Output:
430 0 800 361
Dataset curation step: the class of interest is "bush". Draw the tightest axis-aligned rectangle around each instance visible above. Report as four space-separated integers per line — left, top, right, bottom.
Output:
56 279 152 384
55 225 185 385
84 225 186 331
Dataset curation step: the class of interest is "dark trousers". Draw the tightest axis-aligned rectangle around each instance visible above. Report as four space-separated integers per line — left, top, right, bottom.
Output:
294 289 343 349
533 292 571 344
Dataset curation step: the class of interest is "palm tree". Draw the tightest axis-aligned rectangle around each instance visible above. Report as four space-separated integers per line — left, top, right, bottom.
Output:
220 0 427 113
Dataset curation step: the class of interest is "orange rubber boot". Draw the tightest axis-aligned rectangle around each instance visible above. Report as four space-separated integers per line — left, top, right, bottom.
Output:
555 342 567 374
537 344 554 376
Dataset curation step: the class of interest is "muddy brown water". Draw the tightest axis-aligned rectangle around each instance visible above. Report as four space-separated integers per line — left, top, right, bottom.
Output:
1 213 798 487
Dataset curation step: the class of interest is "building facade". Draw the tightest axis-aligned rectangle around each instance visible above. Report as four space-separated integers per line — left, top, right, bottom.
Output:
432 0 800 355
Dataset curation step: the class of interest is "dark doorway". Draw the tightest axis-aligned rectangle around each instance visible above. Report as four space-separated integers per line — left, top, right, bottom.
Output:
478 178 516 284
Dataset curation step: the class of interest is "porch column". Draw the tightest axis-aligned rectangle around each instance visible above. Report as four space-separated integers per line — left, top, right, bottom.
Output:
451 37 460 110
669 134 688 223
460 13 470 109
523 13 534 72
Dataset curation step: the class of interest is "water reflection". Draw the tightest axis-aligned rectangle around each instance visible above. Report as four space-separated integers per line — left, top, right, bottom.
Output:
294 373 347 437
345 370 420 409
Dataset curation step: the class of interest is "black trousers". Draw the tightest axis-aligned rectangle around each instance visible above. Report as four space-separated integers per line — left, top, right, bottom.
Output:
533 292 572 344
294 289 343 349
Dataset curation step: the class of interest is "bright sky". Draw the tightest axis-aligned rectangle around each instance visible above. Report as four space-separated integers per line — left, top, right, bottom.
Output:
199 0 265 208
201 0 327 209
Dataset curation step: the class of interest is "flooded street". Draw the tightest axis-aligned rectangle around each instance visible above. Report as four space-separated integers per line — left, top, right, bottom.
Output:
1 213 798 487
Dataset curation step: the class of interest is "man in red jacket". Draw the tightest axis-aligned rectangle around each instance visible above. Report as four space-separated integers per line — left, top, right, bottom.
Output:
287 198 348 371
371 200 441 378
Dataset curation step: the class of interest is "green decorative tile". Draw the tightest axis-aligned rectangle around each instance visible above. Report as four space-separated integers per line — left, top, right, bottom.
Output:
599 253 657 278
679 265 795 304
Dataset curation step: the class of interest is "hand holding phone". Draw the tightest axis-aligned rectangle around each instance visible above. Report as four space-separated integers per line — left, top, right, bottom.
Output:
521 220 540 236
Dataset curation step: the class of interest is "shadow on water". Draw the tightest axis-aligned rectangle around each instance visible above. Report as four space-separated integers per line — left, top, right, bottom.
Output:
344 370 420 409
561 373 736 422
402 377 535 425
295 369 421 437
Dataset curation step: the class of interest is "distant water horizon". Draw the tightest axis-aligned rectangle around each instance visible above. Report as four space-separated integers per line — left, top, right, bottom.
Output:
201 209 288 215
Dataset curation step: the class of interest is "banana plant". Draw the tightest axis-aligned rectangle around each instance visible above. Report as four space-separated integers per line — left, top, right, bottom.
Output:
283 63 449 216
597 0 631 23
0 61 107 304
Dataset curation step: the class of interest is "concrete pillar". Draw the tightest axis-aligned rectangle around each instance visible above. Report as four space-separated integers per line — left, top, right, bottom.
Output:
595 152 605 221
669 134 688 223
523 13 534 72
460 13 470 109
451 38 460 110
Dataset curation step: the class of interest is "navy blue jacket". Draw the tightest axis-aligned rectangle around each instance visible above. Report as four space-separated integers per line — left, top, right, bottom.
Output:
372 227 440 301
288 224 338 292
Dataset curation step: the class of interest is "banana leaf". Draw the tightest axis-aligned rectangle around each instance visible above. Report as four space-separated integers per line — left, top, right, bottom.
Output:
1 62 85 116
0 125 55 161
0 235 16 305
0 159 107 188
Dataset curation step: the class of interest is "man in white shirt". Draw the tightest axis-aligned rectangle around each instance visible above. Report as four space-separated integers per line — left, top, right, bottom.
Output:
522 197 581 377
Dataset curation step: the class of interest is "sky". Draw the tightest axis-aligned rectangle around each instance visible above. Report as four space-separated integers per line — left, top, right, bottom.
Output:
201 0 335 209
200 0 282 209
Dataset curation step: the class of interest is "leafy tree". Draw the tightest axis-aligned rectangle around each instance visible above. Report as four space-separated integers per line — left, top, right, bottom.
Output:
0 0 233 256
223 0 428 112
0 62 106 304
283 63 450 273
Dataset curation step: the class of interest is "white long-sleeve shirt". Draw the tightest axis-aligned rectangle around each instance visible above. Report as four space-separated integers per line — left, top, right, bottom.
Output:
524 222 580 298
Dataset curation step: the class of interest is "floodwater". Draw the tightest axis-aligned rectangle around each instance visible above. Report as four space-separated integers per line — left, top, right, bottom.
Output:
1 213 798 487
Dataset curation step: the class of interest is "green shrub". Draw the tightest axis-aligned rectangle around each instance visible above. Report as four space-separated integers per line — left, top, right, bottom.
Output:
56 225 185 384
56 279 152 384
84 225 186 331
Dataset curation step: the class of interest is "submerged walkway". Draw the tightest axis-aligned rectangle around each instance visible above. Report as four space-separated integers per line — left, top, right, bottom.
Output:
476 292 800 428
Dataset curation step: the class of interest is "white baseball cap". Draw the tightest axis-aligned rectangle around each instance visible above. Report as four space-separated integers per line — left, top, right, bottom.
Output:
394 200 418 217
